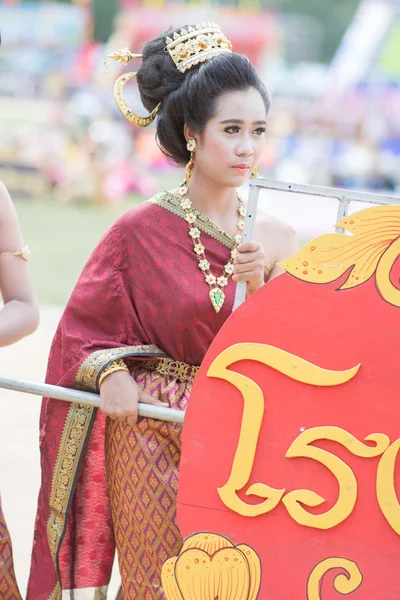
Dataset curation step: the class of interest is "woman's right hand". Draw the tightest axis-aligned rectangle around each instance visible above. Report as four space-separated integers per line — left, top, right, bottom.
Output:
99 370 168 427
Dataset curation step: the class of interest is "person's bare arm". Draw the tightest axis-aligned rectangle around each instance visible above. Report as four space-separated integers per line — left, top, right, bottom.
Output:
267 222 298 280
0 181 39 346
254 214 298 281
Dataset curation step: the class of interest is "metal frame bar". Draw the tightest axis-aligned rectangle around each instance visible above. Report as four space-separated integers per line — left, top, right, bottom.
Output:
0 376 185 424
249 178 400 206
232 185 260 310
233 178 400 309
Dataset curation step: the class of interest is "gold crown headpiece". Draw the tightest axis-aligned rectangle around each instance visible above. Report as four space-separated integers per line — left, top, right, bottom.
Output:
107 23 232 128
165 23 232 74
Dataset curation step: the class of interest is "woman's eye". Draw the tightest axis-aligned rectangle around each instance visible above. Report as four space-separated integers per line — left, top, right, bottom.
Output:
254 127 266 136
225 126 240 134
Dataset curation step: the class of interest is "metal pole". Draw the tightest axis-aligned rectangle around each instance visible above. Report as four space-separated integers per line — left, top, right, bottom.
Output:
0 376 185 424
335 197 350 234
248 178 400 206
232 177 399 310
233 183 261 311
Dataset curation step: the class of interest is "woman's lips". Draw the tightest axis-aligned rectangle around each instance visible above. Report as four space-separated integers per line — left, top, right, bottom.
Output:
232 165 250 174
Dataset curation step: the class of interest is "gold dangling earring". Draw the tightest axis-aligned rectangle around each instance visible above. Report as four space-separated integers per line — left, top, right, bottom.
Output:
185 139 197 181
181 139 196 195
251 166 259 178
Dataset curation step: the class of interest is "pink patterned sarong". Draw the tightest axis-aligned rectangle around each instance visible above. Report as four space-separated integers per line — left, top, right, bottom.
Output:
105 366 192 599
0 498 22 600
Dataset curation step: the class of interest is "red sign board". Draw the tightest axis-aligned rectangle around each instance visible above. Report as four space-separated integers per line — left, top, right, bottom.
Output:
170 206 400 599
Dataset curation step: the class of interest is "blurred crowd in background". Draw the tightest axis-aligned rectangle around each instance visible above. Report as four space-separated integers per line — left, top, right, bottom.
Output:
1 0 400 204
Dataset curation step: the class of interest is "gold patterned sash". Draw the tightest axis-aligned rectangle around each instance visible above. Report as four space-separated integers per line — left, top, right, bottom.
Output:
145 358 199 383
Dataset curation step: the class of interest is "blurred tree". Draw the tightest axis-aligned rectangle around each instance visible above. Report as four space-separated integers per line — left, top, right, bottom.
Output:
92 0 118 42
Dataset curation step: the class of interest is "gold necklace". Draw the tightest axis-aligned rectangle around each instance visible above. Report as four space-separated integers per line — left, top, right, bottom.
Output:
179 183 246 313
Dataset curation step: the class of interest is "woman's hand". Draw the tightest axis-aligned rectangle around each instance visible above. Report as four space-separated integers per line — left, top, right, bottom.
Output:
100 370 168 427
232 241 265 297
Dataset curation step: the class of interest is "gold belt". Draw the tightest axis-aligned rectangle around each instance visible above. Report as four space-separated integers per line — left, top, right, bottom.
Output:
145 358 200 383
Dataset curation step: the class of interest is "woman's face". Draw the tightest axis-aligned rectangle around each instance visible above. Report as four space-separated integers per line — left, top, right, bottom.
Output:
189 87 267 188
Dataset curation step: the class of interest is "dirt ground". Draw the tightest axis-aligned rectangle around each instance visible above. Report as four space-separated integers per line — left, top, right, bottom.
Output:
0 307 120 597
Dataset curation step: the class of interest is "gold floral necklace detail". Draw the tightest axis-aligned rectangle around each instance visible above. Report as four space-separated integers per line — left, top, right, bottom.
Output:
178 183 246 313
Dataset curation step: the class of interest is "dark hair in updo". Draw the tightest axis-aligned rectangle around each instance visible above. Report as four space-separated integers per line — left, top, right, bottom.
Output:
136 27 270 166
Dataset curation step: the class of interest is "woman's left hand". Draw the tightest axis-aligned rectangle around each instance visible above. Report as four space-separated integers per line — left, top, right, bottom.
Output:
232 241 265 297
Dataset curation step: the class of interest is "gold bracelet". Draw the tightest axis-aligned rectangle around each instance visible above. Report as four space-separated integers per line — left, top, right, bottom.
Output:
98 358 130 388
0 245 31 262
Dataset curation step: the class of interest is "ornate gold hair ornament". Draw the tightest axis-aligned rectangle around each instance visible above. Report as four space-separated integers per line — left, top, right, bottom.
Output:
108 23 232 127
106 48 161 128
166 22 232 73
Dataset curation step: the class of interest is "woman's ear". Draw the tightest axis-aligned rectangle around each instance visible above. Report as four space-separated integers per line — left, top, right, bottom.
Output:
183 123 197 144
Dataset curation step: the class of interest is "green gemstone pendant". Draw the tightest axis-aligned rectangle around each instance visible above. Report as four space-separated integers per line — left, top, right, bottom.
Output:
209 287 225 313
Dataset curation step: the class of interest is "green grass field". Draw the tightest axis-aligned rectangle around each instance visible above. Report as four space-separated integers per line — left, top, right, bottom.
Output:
16 198 142 305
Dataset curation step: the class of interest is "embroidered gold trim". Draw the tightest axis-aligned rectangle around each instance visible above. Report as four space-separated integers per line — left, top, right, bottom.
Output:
150 192 233 248
76 345 166 392
45 346 165 597
46 402 94 575
48 581 61 600
145 358 199 382
149 192 271 278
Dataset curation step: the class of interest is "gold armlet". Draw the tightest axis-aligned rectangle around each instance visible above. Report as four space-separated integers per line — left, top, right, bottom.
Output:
0 245 31 262
98 359 130 388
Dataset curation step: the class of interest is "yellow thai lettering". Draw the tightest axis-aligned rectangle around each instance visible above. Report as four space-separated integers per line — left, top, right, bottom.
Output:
283 427 390 529
377 438 400 535
207 343 360 518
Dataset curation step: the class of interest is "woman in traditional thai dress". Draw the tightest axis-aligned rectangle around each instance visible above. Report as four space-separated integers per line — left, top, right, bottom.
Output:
27 24 297 600
0 181 39 600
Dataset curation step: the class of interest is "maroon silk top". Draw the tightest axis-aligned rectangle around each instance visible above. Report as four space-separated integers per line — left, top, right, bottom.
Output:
52 193 238 379
27 192 243 599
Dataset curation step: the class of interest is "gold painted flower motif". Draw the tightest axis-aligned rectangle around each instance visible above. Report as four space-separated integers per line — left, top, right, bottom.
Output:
205 273 216 285
161 532 261 600
234 233 242 244
194 243 205 255
225 263 234 275
279 205 400 308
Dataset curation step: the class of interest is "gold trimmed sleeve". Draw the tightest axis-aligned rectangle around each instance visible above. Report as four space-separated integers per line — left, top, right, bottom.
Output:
75 344 167 392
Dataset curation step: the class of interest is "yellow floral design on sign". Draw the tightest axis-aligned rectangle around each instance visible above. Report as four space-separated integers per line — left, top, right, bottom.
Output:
279 205 400 307
161 532 261 600
307 557 363 599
